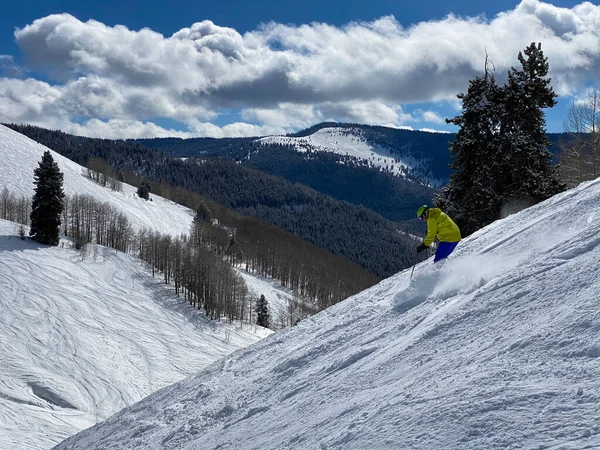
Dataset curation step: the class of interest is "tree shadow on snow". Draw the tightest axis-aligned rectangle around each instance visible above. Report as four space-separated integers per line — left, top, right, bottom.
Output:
134 272 221 334
0 234 48 253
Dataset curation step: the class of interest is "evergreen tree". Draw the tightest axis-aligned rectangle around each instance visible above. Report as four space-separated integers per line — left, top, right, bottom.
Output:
194 201 212 222
256 294 270 328
30 151 65 245
498 42 564 204
438 43 565 236
137 181 150 200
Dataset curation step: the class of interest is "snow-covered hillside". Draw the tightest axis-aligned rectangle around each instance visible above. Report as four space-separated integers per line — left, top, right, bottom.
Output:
0 125 196 235
56 177 600 449
0 219 271 449
0 123 295 321
259 127 443 185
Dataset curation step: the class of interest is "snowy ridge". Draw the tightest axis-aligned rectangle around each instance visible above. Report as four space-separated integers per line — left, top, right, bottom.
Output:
259 127 411 176
259 127 445 186
56 177 600 449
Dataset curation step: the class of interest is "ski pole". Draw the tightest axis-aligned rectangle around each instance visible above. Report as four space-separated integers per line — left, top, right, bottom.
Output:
410 262 417 278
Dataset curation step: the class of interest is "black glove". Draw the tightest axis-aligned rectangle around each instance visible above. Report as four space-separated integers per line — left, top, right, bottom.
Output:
416 243 428 253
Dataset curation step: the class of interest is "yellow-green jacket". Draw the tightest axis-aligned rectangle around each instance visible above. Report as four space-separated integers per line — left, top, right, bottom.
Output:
424 208 461 247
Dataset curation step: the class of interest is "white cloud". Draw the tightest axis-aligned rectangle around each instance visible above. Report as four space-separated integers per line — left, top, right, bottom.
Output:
420 110 446 124
1 1 600 137
62 119 194 139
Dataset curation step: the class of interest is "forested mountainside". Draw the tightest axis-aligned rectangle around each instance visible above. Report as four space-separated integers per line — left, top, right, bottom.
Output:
137 138 435 222
135 124 441 222
5 124 427 277
137 122 456 181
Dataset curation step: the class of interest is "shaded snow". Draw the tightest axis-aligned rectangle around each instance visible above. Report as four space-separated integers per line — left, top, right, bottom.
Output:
55 177 600 448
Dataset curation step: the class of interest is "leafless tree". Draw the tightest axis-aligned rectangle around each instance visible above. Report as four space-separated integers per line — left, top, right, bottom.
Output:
560 88 600 186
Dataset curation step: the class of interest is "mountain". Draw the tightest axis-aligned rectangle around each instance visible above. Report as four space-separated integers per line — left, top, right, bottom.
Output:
135 123 444 223
137 122 455 185
56 176 600 449
0 123 319 325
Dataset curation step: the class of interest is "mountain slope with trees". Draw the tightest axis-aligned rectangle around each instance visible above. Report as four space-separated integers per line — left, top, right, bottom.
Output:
4 123 421 278
0 124 380 320
135 122 566 225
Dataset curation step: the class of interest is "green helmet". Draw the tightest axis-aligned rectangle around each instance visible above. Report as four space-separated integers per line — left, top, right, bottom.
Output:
416 205 429 218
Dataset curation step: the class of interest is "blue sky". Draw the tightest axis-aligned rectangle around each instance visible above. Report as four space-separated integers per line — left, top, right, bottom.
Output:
0 0 596 138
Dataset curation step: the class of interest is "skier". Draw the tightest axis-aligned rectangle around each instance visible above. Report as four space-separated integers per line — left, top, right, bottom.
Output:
416 205 461 262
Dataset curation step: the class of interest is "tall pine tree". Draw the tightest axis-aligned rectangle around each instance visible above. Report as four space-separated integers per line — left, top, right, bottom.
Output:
30 151 65 245
255 294 270 328
498 42 564 208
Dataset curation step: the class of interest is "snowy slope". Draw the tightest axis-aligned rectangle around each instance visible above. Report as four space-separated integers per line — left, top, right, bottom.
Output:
0 219 271 449
0 124 294 324
0 124 195 236
56 177 600 449
237 270 296 329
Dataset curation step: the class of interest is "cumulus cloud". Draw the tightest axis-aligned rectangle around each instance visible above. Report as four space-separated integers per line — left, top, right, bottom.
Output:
1 1 600 138
0 55 24 78
419 110 446 124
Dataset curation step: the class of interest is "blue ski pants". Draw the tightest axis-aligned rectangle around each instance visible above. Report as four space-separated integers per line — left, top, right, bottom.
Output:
434 241 459 263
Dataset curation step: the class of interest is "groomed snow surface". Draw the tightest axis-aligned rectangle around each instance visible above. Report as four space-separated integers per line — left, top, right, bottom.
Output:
55 177 600 449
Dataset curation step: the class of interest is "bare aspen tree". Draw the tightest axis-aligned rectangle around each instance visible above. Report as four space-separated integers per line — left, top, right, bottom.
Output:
560 88 600 186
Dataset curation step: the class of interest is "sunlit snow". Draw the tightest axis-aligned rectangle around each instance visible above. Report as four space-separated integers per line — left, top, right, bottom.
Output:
54 175 600 448
260 127 411 176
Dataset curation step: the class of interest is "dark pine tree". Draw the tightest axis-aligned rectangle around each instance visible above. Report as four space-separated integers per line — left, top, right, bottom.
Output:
498 42 565 208
255 294 270 328
194 201 212 223
435 62 502 236
137 181 150 200
30 151 65 245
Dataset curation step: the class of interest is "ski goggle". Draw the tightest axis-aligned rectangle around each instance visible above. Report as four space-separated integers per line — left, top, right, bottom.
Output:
418 213 427 221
